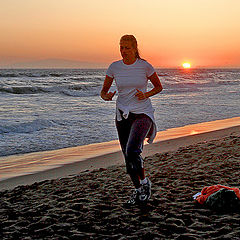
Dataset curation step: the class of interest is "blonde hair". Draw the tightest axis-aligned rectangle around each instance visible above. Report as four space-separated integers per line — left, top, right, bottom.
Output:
120 35 141 59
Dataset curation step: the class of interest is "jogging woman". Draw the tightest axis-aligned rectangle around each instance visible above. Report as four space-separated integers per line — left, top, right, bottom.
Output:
100 34 163 205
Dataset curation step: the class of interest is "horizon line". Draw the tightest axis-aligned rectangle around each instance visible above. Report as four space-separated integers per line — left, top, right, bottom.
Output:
1 66 240 70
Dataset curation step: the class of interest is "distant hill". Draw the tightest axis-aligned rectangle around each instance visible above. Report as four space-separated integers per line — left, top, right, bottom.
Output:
1 59 108 69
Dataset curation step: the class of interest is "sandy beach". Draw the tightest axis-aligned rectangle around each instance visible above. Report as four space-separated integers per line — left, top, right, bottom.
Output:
0 119 240 239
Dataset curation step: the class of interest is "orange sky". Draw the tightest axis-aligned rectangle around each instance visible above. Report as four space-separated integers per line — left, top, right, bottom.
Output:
1 0 240 68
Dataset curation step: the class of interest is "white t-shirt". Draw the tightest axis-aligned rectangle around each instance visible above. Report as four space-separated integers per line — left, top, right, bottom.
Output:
106 58 157 143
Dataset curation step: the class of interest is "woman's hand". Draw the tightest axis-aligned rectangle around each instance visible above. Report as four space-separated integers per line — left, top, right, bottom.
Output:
135 73 163 100
135 89 146 100
100 75 116 101
101 91 116 101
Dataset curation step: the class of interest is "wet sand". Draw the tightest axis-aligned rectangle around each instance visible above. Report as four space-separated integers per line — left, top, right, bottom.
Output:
1 117 240 190
0 132 240 239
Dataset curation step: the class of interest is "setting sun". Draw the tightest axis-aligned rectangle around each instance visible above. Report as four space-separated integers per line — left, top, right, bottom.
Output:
182 62 191 68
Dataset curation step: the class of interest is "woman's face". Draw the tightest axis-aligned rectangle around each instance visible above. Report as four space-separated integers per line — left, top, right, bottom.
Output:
120 40 136 61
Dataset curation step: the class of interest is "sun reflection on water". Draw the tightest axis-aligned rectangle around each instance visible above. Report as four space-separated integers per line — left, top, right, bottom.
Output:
190 130 198 135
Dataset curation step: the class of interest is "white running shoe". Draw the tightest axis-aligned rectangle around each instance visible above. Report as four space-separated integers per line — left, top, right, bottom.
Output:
127 189 140 205
139 178 151 202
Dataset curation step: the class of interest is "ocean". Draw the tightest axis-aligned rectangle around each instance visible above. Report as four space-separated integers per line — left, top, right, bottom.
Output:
0 68 239 158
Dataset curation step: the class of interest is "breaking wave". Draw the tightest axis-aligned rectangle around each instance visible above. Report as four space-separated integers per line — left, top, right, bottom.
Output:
0 119 57 134
0 84 101 96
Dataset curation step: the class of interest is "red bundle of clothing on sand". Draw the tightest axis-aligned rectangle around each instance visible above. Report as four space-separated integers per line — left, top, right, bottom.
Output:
196 185 240 204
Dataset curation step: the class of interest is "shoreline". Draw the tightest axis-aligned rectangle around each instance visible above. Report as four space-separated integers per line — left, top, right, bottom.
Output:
0 117 239 190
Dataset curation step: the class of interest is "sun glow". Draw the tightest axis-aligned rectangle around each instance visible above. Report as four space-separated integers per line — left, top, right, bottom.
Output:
182 62 191 68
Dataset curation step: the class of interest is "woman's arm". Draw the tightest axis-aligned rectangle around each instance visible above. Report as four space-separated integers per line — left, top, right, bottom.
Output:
135 72 163 100
100 75 116 101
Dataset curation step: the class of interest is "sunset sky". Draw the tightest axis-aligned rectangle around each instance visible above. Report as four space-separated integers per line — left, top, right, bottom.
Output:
1 0 240 68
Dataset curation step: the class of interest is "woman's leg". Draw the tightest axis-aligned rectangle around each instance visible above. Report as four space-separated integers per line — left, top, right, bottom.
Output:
116 114 146 189
116 114 152 189
116 116 136 186
125 114 152 187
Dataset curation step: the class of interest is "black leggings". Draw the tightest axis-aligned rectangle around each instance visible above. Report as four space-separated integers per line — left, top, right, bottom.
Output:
115 111 152 188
